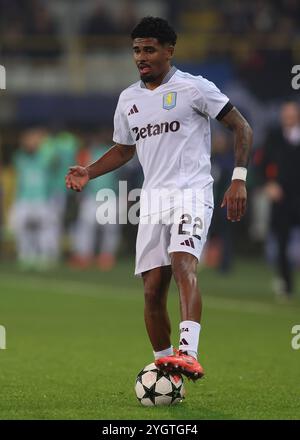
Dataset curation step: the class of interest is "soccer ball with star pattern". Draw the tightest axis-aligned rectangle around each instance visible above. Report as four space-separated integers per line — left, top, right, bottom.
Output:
135 362 185 406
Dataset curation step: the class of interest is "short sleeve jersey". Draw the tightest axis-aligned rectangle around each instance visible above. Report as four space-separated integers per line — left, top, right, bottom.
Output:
113 67 230 214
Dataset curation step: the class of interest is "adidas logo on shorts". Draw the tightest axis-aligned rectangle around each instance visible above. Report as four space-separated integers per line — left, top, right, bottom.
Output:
180 238 195 249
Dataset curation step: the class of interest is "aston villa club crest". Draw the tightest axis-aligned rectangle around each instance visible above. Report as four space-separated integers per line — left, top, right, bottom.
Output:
163 92 177 110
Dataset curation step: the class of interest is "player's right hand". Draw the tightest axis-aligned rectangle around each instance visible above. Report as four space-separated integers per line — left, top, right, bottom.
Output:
65 166 89 192
221 180 247 222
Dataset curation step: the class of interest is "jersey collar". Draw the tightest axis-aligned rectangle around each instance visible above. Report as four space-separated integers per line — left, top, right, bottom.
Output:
140 66 177 89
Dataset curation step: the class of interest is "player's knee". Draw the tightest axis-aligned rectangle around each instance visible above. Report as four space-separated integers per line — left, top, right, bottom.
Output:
144 285 165 308
172 261 197 289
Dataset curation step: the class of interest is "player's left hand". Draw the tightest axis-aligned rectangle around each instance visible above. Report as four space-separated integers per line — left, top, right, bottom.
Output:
221 180 247 222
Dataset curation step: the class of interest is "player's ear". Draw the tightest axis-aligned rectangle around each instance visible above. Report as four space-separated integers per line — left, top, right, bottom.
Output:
166 45 175 61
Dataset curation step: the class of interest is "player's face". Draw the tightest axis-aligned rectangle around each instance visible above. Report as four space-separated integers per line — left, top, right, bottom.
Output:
132 38 174 84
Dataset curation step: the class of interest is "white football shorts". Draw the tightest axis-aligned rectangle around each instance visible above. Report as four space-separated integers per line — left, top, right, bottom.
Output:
135 202 213 276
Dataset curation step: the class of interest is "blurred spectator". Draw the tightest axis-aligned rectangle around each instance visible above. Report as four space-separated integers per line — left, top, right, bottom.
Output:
81 1 116 37
222 1 254 35
0 0 61 58
9 127 53 270
69 134 120 271
260 101 300 298
252 0 277 33
41 128 79 262
25 2 61 59
115 0 137 34
206 131 235 273
165 0 183 28
0 0 27 56
237 37 293 101
278 0 300 24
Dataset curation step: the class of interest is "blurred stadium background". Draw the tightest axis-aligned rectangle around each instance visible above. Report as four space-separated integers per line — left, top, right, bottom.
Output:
1 0 300 272
1 0 300 420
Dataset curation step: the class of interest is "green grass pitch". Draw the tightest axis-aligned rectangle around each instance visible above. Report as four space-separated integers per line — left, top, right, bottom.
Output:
0 259 299 420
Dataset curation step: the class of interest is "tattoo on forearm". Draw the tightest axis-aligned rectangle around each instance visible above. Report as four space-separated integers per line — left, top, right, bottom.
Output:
233 121 252 167
220 107 253 168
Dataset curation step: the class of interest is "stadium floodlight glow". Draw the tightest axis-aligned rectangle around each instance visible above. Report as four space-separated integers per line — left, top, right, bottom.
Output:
0 65 6 90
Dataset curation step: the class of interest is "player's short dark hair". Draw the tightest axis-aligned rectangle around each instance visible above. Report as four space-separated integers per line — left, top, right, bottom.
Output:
131 16 177 46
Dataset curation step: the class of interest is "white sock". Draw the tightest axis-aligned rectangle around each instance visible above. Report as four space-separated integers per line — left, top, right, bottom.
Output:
179 320 201 359
154 345 173 360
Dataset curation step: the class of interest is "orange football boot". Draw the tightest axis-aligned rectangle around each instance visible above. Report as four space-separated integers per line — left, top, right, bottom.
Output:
155 349 204 381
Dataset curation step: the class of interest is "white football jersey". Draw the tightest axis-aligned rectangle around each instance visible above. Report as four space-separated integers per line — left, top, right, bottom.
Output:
113 67 230 215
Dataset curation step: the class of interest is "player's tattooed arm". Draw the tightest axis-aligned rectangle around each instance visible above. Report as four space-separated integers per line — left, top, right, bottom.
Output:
65 144 136 192
219 107 253 168
218 107 253 222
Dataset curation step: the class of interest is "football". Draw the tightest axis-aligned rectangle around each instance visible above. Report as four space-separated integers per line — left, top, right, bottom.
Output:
135 362 185 406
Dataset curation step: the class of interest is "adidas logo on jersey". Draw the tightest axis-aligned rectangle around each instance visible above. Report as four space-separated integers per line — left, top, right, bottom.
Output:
128 104 139 116
132 120 180 141
180 238 195 249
